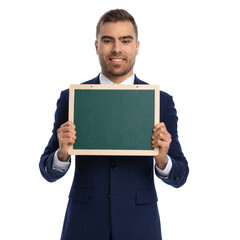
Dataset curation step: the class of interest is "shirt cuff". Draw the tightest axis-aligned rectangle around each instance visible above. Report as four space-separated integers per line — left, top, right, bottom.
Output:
52 149 71 172
155 155 172 178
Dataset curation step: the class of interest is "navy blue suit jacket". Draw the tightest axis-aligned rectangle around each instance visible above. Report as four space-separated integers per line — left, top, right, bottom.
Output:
39 75 189 240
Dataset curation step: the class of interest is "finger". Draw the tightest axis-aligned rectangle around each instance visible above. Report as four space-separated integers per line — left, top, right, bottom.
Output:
58 132 76 141
60 137 76 146
152 131 172 146
152 129 162 139
60 127 76 135
153 122 165 132
152 127 167 140
58 123 76 134
60 122 76 131
153 122 166 133
152 139 165 148
152 130 158 139
160 131 171 140
58 131 76 139
58 133 76 146
152 139 163 148
60 121 76 129
152 139 170 149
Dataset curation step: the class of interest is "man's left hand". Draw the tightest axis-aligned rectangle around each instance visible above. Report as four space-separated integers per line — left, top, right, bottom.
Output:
152 122 172 170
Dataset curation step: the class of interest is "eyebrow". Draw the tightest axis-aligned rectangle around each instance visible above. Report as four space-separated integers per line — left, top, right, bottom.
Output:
101 35 134 41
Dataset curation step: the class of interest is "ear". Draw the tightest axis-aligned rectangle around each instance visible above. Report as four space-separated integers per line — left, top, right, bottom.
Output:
136 40 140 55
95 40 98 55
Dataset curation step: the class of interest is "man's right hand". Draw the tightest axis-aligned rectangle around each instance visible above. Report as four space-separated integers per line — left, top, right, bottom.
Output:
57 121 76 162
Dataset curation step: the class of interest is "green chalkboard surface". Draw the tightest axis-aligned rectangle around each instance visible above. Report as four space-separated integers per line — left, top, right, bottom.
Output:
69 84 159 156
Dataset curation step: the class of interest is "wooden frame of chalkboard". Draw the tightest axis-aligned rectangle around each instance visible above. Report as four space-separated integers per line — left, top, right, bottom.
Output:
68 84 159 156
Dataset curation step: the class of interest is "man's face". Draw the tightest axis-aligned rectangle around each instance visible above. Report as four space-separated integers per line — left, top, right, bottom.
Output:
95 21 140 81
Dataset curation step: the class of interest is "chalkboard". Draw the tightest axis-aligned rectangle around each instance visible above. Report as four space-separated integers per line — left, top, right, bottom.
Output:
68 84 159 156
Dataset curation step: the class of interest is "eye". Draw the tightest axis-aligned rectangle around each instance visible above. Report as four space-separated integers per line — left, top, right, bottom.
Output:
103 39 112 44
122 40 130 44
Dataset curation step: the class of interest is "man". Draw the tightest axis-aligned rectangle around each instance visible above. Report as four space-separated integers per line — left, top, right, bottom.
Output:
39 9 189 240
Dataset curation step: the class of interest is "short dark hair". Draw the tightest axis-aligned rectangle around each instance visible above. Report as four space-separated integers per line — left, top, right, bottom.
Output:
96 9 138 40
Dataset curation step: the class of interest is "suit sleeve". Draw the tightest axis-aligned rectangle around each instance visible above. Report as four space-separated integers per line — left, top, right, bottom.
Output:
155 94 189 188
39 90 69 182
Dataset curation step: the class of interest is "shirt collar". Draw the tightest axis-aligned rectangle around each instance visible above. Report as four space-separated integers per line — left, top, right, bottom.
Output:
99 73 135 85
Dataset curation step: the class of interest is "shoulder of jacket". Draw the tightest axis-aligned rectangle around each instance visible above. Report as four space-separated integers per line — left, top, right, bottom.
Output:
160 90 172 100
59 89 69 99
81 76 99 84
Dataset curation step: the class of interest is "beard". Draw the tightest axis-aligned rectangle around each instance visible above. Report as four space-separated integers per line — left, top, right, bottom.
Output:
99 55 136 77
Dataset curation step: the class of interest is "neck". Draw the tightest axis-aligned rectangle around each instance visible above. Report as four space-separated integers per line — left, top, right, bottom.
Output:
101 70 134 84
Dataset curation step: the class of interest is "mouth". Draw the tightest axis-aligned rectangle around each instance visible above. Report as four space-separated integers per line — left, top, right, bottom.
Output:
109 58 126 63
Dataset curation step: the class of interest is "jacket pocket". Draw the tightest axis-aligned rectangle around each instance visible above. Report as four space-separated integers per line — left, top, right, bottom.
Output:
136 188 158 205
69 187 90 203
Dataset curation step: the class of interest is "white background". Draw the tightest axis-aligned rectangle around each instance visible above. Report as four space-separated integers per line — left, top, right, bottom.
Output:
1 0 240 239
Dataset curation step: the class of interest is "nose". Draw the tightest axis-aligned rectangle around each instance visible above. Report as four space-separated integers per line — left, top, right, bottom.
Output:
112 41 122 54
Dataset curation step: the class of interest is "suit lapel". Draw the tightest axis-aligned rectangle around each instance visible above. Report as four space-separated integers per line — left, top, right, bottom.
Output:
91 75 100 84
134 75 148 85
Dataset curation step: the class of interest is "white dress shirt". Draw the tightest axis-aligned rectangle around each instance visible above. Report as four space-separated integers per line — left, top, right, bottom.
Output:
52 73 172 178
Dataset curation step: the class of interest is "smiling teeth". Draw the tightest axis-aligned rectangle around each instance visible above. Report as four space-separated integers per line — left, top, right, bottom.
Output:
111 59 123 62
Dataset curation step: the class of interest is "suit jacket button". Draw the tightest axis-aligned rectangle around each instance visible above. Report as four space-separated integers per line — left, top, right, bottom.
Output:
174 177 179 181
112 163 117 170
